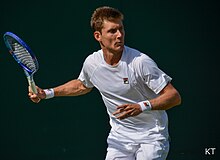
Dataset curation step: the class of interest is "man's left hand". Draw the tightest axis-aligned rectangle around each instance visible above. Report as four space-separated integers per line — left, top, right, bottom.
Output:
113 103 142 120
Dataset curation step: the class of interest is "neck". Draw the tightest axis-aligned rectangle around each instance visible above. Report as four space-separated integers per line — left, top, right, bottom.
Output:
102 48 123 66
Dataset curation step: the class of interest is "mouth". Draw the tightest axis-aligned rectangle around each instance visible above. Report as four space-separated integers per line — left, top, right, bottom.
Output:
115 42 123 46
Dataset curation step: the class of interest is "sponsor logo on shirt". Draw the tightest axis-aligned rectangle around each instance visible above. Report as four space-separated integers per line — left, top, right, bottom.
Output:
123 78 129 84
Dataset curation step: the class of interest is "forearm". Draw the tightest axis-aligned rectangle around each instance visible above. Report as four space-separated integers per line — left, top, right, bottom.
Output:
113 83 181 120
53 79 92 97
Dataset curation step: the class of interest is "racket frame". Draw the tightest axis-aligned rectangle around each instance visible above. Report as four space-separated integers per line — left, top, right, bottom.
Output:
3 32 39 94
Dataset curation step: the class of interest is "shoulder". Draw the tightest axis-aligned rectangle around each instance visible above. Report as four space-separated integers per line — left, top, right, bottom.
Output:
83 49 103 68
84 49 102 63
124 46 157 67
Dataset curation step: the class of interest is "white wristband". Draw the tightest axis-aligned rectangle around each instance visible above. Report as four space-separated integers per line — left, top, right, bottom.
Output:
138 100 152 111
44 88 54 99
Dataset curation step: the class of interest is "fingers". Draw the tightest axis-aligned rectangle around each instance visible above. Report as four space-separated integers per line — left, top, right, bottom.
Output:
112 104 127 115
28 86 42 103
113 104 142 120
28 92 41 103
114 109 134 120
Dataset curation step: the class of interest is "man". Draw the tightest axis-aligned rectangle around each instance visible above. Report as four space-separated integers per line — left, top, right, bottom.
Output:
29 6 181 160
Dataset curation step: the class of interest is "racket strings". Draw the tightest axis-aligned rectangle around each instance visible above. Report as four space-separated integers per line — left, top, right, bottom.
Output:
12 42 37 72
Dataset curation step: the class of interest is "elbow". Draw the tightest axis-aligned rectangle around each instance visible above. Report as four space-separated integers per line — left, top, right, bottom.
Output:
175 91 182 106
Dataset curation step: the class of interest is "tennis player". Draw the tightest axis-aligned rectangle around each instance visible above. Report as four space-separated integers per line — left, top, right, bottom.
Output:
29 6 181 160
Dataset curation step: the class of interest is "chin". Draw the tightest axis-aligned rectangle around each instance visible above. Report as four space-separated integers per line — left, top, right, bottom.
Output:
108 44 124 53
116 44 124 51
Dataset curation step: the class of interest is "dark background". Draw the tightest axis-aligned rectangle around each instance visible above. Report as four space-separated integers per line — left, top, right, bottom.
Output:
0 0 219 159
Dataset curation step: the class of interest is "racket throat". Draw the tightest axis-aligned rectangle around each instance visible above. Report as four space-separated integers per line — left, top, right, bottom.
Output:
24 70 38 94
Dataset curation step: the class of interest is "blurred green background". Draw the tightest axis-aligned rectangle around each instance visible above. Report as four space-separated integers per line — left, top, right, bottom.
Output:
0 0 219 159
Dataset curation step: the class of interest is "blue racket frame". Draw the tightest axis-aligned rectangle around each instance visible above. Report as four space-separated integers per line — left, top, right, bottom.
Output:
3 32 39 75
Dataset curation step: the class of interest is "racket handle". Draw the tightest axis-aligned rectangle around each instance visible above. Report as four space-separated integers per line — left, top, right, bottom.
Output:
27 76 38 94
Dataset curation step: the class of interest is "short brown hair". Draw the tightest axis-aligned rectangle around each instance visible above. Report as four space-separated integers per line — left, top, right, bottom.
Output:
90 6 124 32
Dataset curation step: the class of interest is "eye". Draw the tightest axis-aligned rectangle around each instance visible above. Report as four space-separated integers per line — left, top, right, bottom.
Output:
119 26 124 32
108 29 117 34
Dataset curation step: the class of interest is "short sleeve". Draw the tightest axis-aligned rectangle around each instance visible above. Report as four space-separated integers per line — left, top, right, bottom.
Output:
78 60 94 88
138 54 172 94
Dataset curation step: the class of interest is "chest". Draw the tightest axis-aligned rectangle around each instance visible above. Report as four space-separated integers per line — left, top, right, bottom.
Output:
90 63 138 97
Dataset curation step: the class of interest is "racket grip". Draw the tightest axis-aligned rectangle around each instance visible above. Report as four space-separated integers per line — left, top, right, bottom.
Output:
27 77 38 94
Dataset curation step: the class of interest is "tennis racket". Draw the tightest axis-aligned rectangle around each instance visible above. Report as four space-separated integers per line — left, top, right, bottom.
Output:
3 32 39 94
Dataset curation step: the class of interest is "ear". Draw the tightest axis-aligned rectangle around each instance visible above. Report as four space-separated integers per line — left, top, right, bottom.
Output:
94 31 101 42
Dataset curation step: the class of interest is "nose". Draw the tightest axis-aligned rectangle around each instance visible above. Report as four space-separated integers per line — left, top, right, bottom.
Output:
117 29 124 38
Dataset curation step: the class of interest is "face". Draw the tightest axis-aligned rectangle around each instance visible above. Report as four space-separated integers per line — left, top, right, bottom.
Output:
94 19 125 54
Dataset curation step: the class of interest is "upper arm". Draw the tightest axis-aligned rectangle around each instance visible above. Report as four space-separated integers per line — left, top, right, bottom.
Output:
149 83 181 110
78 80 93 95
159 83 181 106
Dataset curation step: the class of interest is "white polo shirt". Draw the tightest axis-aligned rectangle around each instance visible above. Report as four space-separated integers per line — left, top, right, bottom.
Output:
78 46 172 143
